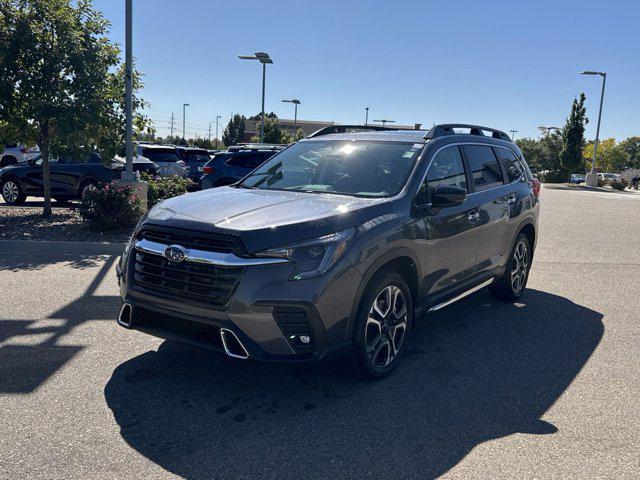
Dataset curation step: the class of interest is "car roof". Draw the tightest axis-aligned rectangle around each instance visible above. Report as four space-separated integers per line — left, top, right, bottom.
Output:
139 144 176 150
300 129 428 144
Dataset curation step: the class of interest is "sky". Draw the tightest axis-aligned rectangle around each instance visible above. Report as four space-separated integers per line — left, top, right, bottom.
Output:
93 0 639 141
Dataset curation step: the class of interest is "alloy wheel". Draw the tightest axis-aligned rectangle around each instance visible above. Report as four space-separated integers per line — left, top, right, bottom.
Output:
510 240 529 294
365 285 407 368
2 181 19 203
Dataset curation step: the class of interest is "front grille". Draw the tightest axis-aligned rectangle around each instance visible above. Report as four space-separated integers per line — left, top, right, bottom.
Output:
274 307 313 354
132 251 243 309
138 227 243 254
134 306 223 348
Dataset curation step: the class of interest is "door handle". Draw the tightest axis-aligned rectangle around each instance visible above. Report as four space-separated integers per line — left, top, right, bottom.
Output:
467 211 480 221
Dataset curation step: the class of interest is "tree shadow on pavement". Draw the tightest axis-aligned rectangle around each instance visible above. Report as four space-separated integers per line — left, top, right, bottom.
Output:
104 289 603 480
0 255 120 393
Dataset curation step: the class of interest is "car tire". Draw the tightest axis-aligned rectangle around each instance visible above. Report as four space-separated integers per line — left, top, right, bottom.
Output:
351 270 413 379
1 178 26 205
78 179 98 199
489 233 532 301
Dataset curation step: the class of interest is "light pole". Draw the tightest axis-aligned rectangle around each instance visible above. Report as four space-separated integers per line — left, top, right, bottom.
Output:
373 119 395 127
123 0 134 178
539 126 561 136
282 99 301 135
365 107 369 126
581 70 607 187
509 129 518 140
215 115 221 147
182 103 190 142
239 52 273 143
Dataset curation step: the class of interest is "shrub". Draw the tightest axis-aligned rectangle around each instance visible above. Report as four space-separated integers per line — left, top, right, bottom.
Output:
141 173 192 208
538 170 565 183
610 179 628 191
78 183 143 231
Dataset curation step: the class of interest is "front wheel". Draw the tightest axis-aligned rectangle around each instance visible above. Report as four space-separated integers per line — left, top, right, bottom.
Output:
1 179 26 205
489 233 531 301
351 271 413 379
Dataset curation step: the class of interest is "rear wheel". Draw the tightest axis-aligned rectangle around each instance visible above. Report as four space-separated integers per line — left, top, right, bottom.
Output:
351 270 413 379
1 178 26 204
489 233 531 301
0 156 18 168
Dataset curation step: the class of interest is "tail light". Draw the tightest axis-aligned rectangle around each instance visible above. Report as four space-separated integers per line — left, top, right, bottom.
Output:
532 178 541 198
203 166 214 174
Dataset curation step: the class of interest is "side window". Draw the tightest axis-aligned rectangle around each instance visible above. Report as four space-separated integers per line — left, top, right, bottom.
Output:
462 145 504 191
495 148 524 183
422 146 467 203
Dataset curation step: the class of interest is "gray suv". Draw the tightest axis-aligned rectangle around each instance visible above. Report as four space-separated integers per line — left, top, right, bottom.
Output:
116 124 540 378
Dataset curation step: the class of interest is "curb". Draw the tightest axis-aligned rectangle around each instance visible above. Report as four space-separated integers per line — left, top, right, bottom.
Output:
0 240 126 256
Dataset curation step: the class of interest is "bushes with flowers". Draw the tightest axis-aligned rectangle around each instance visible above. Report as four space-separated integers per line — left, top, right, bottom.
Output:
78 183 143 231
141 173 193 208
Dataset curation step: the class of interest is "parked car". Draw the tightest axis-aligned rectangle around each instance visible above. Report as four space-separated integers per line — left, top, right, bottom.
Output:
116 124 540 378
175 147 212 183
569 173 586 184
111 155 159 176
0 153 119 204
200 145 283 189
1 143 40 167
136 144 186 177
598 173 621 181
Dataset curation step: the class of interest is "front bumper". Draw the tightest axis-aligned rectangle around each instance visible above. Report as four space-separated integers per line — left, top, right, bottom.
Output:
116 249 360 363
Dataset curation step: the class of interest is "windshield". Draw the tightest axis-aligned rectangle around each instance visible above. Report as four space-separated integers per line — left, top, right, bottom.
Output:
143 150 180 163
182 151 211 163
239 140 422 197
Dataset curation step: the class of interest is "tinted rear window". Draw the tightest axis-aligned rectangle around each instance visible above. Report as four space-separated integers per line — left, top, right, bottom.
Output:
462 145 504 191
142 149 179 163
494 147 524 183
182 151 211 163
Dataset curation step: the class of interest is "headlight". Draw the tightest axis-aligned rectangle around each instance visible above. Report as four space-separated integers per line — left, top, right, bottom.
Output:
255 228 354 280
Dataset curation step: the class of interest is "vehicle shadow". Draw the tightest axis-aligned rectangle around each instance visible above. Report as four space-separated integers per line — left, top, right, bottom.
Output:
104 289 603 480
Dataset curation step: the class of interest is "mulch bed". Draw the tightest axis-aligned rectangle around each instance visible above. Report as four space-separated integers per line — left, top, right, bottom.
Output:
0 206 131 242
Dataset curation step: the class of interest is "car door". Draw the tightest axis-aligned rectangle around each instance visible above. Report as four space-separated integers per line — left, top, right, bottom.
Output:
461 144 511 273
50 155 86 195
419 145 482 294
23 157 61 194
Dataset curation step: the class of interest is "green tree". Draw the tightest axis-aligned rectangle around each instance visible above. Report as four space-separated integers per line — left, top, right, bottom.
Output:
0 0 147 216
583 138 630 173
515 137 544 171
222 114 246 146
292 128 305 142
539 129 563 171
559 93 588 178
619 136 640 168
250 117 292 144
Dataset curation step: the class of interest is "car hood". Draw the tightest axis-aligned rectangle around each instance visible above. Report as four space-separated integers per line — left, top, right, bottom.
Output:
145 186 391 252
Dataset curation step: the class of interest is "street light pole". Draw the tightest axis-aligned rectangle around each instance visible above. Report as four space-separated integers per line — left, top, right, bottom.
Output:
509 129 518 140
124 0 134 178
182 103 189 142
239 52 273 143
282 99 301 135
580 71 607 187
365 107 369 126
215 115 221 146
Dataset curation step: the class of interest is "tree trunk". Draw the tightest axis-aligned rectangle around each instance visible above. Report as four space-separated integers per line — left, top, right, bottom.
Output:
40 120 52 218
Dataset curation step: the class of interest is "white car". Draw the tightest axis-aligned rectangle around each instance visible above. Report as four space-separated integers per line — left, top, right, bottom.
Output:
598 173 621 181
0 143 40 167
136 144 187 177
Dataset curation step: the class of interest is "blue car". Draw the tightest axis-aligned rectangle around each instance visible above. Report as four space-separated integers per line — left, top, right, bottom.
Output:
200 145 283 189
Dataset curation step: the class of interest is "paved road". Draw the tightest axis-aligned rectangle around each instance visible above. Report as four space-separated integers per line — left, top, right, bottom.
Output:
1 187 639 479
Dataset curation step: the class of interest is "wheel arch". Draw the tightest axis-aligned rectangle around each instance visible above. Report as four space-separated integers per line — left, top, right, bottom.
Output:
346 248 421 340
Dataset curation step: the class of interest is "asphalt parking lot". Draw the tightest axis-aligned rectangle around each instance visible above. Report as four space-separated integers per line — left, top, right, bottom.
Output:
1 186 639 479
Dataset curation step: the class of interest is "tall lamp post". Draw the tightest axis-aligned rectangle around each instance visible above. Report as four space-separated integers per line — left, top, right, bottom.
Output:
282 99 301 134
182 103 190 141
239 52 274 143
509 129 518 140
365 107 369 126
215 115 221 147
123 0 134 179
581 70 607 187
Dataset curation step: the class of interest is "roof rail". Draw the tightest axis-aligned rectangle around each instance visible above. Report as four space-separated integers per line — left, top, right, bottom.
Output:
424 124 512 142
307 125 403 138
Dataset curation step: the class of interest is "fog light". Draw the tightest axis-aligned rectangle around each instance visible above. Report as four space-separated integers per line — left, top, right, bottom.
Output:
299 335 311 344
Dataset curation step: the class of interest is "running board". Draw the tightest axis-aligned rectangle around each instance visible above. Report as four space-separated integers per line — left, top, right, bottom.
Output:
428 278 494 312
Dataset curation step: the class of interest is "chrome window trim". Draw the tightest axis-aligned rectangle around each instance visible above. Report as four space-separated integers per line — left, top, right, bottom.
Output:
134 239 289 267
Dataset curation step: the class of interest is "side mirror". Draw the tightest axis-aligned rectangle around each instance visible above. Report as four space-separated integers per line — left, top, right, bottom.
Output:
431 184 467 207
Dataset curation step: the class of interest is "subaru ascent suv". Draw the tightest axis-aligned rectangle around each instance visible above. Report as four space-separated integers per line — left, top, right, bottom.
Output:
116 124 540 378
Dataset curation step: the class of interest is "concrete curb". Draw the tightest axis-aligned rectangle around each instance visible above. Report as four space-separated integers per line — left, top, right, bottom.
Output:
0 240 126 256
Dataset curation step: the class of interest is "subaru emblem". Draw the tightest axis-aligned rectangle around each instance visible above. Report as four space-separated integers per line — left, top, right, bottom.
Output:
165 244 187 263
